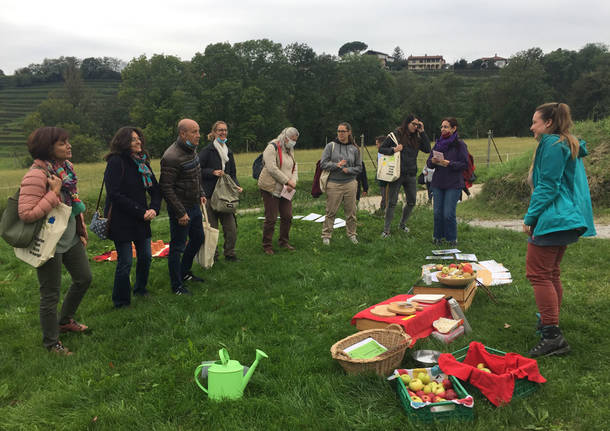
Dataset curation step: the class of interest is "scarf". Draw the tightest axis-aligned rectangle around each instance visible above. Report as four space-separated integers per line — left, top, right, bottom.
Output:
46 160 86 216
213 138 230 171
434 131 459 154
132 153 153 188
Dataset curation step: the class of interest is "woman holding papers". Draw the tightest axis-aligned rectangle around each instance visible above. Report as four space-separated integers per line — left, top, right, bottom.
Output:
257 127 299 255
199 121 242 262
320 122 362 245
426 117 469 246
523 102 595 358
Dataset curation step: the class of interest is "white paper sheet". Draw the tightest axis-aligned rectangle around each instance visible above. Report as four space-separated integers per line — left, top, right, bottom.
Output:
333 219 346 228
455 253 477 261
314 216 326 222
301 213 323 221
432 248 461 255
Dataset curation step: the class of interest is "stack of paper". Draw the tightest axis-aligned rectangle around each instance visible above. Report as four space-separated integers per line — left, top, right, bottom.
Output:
343 337 388 359
477 260 512 285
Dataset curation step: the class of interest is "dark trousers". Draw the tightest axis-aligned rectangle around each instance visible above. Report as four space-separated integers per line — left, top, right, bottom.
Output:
112 238 152 307
261 190 292 251
205 200 237 258
526 242 567 326
168 205 204 290
384 174 417 233
36 240 92 348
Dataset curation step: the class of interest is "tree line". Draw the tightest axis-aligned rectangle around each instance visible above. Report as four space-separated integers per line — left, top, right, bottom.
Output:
14 41 610 161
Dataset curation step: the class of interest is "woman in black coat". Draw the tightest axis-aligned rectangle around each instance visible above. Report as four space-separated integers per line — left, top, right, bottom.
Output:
198 121 242 261
104 127 161 307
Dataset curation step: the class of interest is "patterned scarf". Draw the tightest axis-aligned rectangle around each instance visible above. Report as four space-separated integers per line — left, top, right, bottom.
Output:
132 153 153 188
46 160 86 216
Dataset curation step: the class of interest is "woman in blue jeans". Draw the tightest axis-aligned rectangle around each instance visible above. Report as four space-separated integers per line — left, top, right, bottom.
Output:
104 127 161 308
426 118 469 245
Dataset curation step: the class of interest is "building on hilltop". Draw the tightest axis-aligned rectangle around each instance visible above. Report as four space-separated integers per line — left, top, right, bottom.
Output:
407 54 446 70
364 50 395 68
478 54 508 68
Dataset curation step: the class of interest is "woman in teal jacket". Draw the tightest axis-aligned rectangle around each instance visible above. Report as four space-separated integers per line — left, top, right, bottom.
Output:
523 102 596 358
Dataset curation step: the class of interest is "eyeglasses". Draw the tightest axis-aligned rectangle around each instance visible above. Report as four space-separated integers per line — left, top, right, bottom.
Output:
216 129 228 132
410 122 419 126
337 130 349 133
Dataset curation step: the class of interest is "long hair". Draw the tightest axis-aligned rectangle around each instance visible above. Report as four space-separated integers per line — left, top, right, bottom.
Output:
338 122 357 146
271 127 299 146
535 103 579 159
105 126 149 160
397 114 419 148
207 121 227 142
27 127 70 160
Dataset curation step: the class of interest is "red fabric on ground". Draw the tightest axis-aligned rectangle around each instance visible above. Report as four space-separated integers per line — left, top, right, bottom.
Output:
93 240 169 262
351 294 450 343
438 341 546 406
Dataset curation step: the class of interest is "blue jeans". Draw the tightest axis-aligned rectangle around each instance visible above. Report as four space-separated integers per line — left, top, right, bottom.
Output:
431 187 462 242
112 238 152 307
168 205 204 290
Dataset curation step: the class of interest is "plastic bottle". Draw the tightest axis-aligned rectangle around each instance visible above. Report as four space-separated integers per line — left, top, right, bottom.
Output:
447 297 472 333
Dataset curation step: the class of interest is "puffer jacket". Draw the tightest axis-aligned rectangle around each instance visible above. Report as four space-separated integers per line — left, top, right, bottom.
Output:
160 139 205 218
257 141 298 197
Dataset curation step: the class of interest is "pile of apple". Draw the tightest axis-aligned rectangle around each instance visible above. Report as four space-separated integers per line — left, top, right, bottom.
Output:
400 372 458 403
476 362 492 373
436 263 474 279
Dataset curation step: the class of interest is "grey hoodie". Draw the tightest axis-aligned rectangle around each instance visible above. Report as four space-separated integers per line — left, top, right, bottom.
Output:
320 140 362 183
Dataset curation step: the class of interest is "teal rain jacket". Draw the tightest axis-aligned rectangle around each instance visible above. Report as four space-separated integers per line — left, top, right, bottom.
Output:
524 134 596 238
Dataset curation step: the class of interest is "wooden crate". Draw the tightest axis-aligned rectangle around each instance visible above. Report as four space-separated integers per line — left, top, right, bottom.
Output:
412 279 476 303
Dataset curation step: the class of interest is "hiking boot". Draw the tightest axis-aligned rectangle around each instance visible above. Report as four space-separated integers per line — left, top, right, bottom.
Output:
322 238 330 246
59 319 88 333
48 341 73 356
173 285 191 296
349 236 359 245
399 225 410 233
381 231 390 238
535 312 543 337
528 325 571 358
182 271 204 283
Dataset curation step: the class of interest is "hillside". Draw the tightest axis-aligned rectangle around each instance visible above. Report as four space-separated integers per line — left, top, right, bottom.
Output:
0 79 120 165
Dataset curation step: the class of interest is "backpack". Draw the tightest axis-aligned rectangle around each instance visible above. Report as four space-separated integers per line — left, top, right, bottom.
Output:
462 151 476 196
252 143 282 179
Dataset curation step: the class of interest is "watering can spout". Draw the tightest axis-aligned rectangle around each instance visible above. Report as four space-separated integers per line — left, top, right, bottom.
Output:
242 349 268 391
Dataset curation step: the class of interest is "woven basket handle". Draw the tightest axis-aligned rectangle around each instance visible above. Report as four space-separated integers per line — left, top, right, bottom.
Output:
386 323 406 334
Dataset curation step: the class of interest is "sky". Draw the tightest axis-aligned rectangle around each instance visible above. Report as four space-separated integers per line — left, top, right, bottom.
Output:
1 0 609 74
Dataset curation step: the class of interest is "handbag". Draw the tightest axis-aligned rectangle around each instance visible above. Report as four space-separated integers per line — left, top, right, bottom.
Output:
0 189 45 248
14 202 72 267
196 204 219 269
376 132 401 182
211 175 240 213
89 179 111 240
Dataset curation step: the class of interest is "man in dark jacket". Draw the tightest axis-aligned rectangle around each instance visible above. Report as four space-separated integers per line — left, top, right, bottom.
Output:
160 119 207 295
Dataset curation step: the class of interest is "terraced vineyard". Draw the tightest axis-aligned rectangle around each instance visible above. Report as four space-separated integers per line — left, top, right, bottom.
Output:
0 80 120 168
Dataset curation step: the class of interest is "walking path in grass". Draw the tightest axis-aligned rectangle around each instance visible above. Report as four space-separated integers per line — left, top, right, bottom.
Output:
357 184 610 239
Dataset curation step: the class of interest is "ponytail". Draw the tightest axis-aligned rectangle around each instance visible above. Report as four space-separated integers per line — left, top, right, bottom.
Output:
535 103 579 159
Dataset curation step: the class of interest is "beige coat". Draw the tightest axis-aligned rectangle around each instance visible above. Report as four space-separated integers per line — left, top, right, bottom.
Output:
257 141 298 196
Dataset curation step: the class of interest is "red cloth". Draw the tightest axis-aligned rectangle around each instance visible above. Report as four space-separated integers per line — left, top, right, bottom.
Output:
438 341 547 406
93 241 169 262
351 294 450 343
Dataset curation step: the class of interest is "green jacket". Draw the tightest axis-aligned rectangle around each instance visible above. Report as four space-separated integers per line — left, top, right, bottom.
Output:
524 134 596 238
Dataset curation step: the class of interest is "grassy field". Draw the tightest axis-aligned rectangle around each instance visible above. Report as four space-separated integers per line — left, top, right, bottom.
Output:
0 200 608 430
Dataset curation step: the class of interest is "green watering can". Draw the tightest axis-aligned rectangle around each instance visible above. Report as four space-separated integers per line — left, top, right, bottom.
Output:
194 348 268 401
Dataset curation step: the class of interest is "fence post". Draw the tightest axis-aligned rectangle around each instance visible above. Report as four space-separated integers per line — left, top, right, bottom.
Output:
487 130 492 168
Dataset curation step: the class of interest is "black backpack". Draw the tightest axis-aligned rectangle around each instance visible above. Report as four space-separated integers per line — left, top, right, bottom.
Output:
252 143 282 179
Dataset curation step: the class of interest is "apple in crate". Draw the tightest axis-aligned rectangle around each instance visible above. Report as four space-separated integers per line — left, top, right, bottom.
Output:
416 390 425 398
400 374 411 385
409 379 424 391
442 378 452 390
444 389 457 400
421 394 433 403
417 372 431 384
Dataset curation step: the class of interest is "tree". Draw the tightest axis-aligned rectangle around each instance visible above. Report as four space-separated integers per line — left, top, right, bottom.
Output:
338 41 368 57
454 59 468 69
392 46 405 61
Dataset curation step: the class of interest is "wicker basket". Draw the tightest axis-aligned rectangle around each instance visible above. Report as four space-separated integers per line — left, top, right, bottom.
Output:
330 324 412 376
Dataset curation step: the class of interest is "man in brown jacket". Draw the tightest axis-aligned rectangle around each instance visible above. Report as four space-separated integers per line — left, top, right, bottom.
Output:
160 119 207 295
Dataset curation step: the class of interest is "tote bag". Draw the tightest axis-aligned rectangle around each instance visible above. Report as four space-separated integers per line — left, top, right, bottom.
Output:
318 141 334 193
376 132 401 182
210 175 240 213
0 189 45 248
14 202 71 267
196 204 219 269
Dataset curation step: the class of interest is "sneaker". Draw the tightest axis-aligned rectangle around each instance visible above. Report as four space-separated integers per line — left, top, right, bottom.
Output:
448 240 458 246
182 271 204 283
59 319 88 333
432 238 443 246
381 232 390 239
349 236 359 245
322 238 330 246
528 335 571 357
173 285 191 295
399 225 410 233
264 249 274 255
48 341 73 356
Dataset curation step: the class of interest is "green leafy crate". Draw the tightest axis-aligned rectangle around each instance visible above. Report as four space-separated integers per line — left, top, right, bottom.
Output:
450 345 540 399
395 373 474 423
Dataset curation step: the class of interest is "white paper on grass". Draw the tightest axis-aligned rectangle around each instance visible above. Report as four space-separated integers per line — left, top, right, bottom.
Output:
432 248 461 255
333 218 346 228
292 215 305 219
426 255 454 260
455 253 477 261
301 213 323 221
314 216 325 222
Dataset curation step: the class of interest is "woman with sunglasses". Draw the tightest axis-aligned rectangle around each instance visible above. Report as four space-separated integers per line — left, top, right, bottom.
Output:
379 114 430 237
320 122 362 245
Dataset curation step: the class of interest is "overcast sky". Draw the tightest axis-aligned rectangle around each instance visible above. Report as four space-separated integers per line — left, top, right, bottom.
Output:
1 0 609 74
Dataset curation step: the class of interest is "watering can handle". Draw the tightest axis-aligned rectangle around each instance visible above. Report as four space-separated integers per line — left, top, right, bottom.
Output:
194 364 208 394
219 348 230 365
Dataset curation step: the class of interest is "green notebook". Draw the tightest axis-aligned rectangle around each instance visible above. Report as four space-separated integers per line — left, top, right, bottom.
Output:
343 337 388 359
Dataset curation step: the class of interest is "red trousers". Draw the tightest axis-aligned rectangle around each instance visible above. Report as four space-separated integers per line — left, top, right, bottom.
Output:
525 242 567 326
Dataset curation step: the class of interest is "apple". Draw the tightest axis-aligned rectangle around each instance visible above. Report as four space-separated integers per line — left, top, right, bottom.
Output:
441 266 450 274
481 367 492 373
421 394 433 403
442 378 452 390
449 263 458 269
411 396 423 403
433 396 446 403
400 374 411 385
476 363 486 369
433 386 446 396
423 384 433 394
462 263 473 273
416 390 425 398
417 372 431 384
435 264 443 271
409 379 424 391
444 389 457 400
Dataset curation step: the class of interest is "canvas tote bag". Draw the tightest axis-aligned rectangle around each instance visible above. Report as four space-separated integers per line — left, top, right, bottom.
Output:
210 175 240 213
196 204 219 269
14 202 72 267
319 141 335 193
376 132 401 182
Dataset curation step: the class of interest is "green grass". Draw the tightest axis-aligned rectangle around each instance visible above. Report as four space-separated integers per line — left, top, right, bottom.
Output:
0 201 608 430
